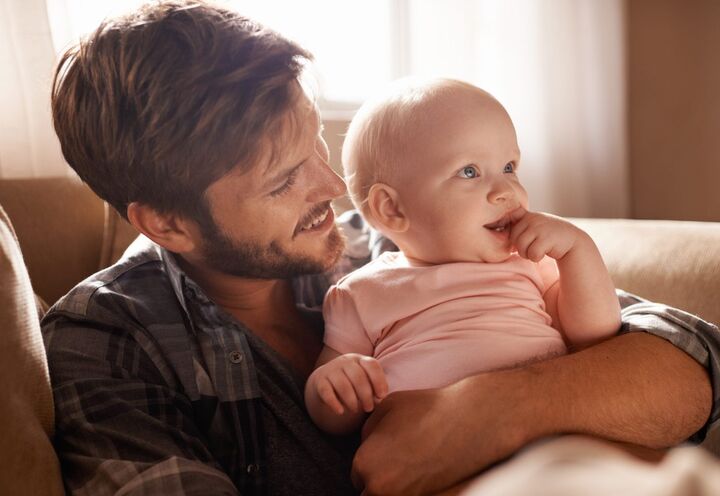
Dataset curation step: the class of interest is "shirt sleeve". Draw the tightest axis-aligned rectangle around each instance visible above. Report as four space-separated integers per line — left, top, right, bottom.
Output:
42 314 240 495
617 290 720 444
322 285 375 356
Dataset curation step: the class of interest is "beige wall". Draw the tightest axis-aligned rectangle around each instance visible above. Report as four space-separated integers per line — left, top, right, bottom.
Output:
628 0 720 221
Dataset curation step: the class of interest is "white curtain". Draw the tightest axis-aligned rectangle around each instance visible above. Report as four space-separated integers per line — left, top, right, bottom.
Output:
0 0 68 177
2 0 629 218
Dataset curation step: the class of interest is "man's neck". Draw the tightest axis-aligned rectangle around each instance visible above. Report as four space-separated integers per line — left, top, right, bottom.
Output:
176 256 323 379
177 256 295 325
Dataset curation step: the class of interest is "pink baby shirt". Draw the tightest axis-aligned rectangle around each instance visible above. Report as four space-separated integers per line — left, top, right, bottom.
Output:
322 251 568 393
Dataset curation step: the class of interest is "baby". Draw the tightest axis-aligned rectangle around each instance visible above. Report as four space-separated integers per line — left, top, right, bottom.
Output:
305 78 621 434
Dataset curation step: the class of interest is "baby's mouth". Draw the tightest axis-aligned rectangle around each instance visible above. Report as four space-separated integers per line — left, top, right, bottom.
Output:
483 215 513 232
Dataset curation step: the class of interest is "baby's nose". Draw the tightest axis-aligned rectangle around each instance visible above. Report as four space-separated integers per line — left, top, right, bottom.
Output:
488 180 516 203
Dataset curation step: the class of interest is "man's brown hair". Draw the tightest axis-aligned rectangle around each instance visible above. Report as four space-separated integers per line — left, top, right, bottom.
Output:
52 0 311 221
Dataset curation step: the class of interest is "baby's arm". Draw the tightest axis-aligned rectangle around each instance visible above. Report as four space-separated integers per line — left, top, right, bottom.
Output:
509 208 621 345
305 346 388 435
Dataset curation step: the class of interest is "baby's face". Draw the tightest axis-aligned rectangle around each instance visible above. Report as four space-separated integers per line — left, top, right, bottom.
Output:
393 89 528 264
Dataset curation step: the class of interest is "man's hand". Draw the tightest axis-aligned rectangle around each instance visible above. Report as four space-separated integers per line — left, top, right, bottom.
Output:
351 333 711 496
311 353 388 415
509 208 590 262
352 370 535 496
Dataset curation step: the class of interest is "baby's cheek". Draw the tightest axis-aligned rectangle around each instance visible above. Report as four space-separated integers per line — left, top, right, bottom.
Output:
451 228 480 254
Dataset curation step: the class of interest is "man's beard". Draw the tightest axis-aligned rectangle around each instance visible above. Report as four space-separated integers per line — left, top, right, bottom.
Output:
198 213 346 280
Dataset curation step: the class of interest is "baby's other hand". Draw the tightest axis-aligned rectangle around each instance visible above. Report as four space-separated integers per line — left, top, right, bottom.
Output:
509 209 588 261
313 354 388 416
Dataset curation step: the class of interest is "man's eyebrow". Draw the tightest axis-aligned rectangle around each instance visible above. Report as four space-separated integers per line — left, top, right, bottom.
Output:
266 162 302 190
263 108 321 189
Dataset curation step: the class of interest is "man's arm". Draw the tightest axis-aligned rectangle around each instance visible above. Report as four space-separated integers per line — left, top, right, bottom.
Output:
45 317 239 495
352 331 711 496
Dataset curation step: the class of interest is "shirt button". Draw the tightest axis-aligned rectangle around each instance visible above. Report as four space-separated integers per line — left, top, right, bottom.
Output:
229 351 244 364
246 463 260 475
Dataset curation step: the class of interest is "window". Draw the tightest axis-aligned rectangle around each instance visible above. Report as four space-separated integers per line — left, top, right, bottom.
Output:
43 0 629 217
45 0 534 117
46 0 404 116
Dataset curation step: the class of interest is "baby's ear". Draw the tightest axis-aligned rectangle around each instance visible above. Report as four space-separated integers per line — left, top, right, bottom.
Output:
367 183 409 233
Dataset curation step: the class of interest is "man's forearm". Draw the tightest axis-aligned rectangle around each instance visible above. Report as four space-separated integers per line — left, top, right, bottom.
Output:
353 331 712 496
521 331 711 447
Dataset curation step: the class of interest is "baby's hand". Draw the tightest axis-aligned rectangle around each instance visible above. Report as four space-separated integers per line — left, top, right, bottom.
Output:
313 354 388 415
509 208 588 261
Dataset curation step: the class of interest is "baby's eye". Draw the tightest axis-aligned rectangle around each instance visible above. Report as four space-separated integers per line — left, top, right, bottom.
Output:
457 165 480 179
503 162 515 173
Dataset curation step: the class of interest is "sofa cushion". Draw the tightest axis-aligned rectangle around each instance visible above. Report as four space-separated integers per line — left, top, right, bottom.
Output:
572 218 720 327
0 204 63 494
0 176 105 305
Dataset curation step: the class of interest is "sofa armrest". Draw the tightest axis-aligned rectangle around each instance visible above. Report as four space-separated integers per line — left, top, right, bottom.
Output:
571 218 720 327
0 205 63 495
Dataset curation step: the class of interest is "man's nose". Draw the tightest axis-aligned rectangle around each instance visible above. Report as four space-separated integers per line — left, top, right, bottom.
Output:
306 152 347 203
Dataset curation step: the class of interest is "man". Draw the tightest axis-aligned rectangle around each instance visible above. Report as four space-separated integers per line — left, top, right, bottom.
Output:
45 1 718 495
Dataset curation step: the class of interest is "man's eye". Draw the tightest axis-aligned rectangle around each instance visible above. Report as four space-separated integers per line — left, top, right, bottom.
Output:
457 165 479 179
270 168 299 197
503 162 515 173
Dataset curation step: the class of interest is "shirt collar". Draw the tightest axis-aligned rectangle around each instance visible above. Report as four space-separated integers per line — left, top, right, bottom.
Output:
156 239 344 327
158 244 212 320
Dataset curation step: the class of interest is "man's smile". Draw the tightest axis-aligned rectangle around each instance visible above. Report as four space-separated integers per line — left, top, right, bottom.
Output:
296 201 334 236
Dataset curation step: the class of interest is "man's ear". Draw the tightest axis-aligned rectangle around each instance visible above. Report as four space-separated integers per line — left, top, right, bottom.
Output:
367 183 409 233
126 202 198 253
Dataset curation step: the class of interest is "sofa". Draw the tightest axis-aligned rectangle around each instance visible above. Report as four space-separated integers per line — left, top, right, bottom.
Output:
1 175 720 493
0 176 137 494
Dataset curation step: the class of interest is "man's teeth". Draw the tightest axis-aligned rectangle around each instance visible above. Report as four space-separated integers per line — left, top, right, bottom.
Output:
302 210 328 230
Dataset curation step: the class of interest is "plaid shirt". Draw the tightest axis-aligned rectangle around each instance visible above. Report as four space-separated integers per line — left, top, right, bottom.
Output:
42 211 720 495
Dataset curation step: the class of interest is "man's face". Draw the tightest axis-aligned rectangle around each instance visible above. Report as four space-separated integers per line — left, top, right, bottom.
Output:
195 91 347 279
394 88 529 265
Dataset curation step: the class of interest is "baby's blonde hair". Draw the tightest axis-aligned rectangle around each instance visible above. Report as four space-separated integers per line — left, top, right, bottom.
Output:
341 77 489 223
